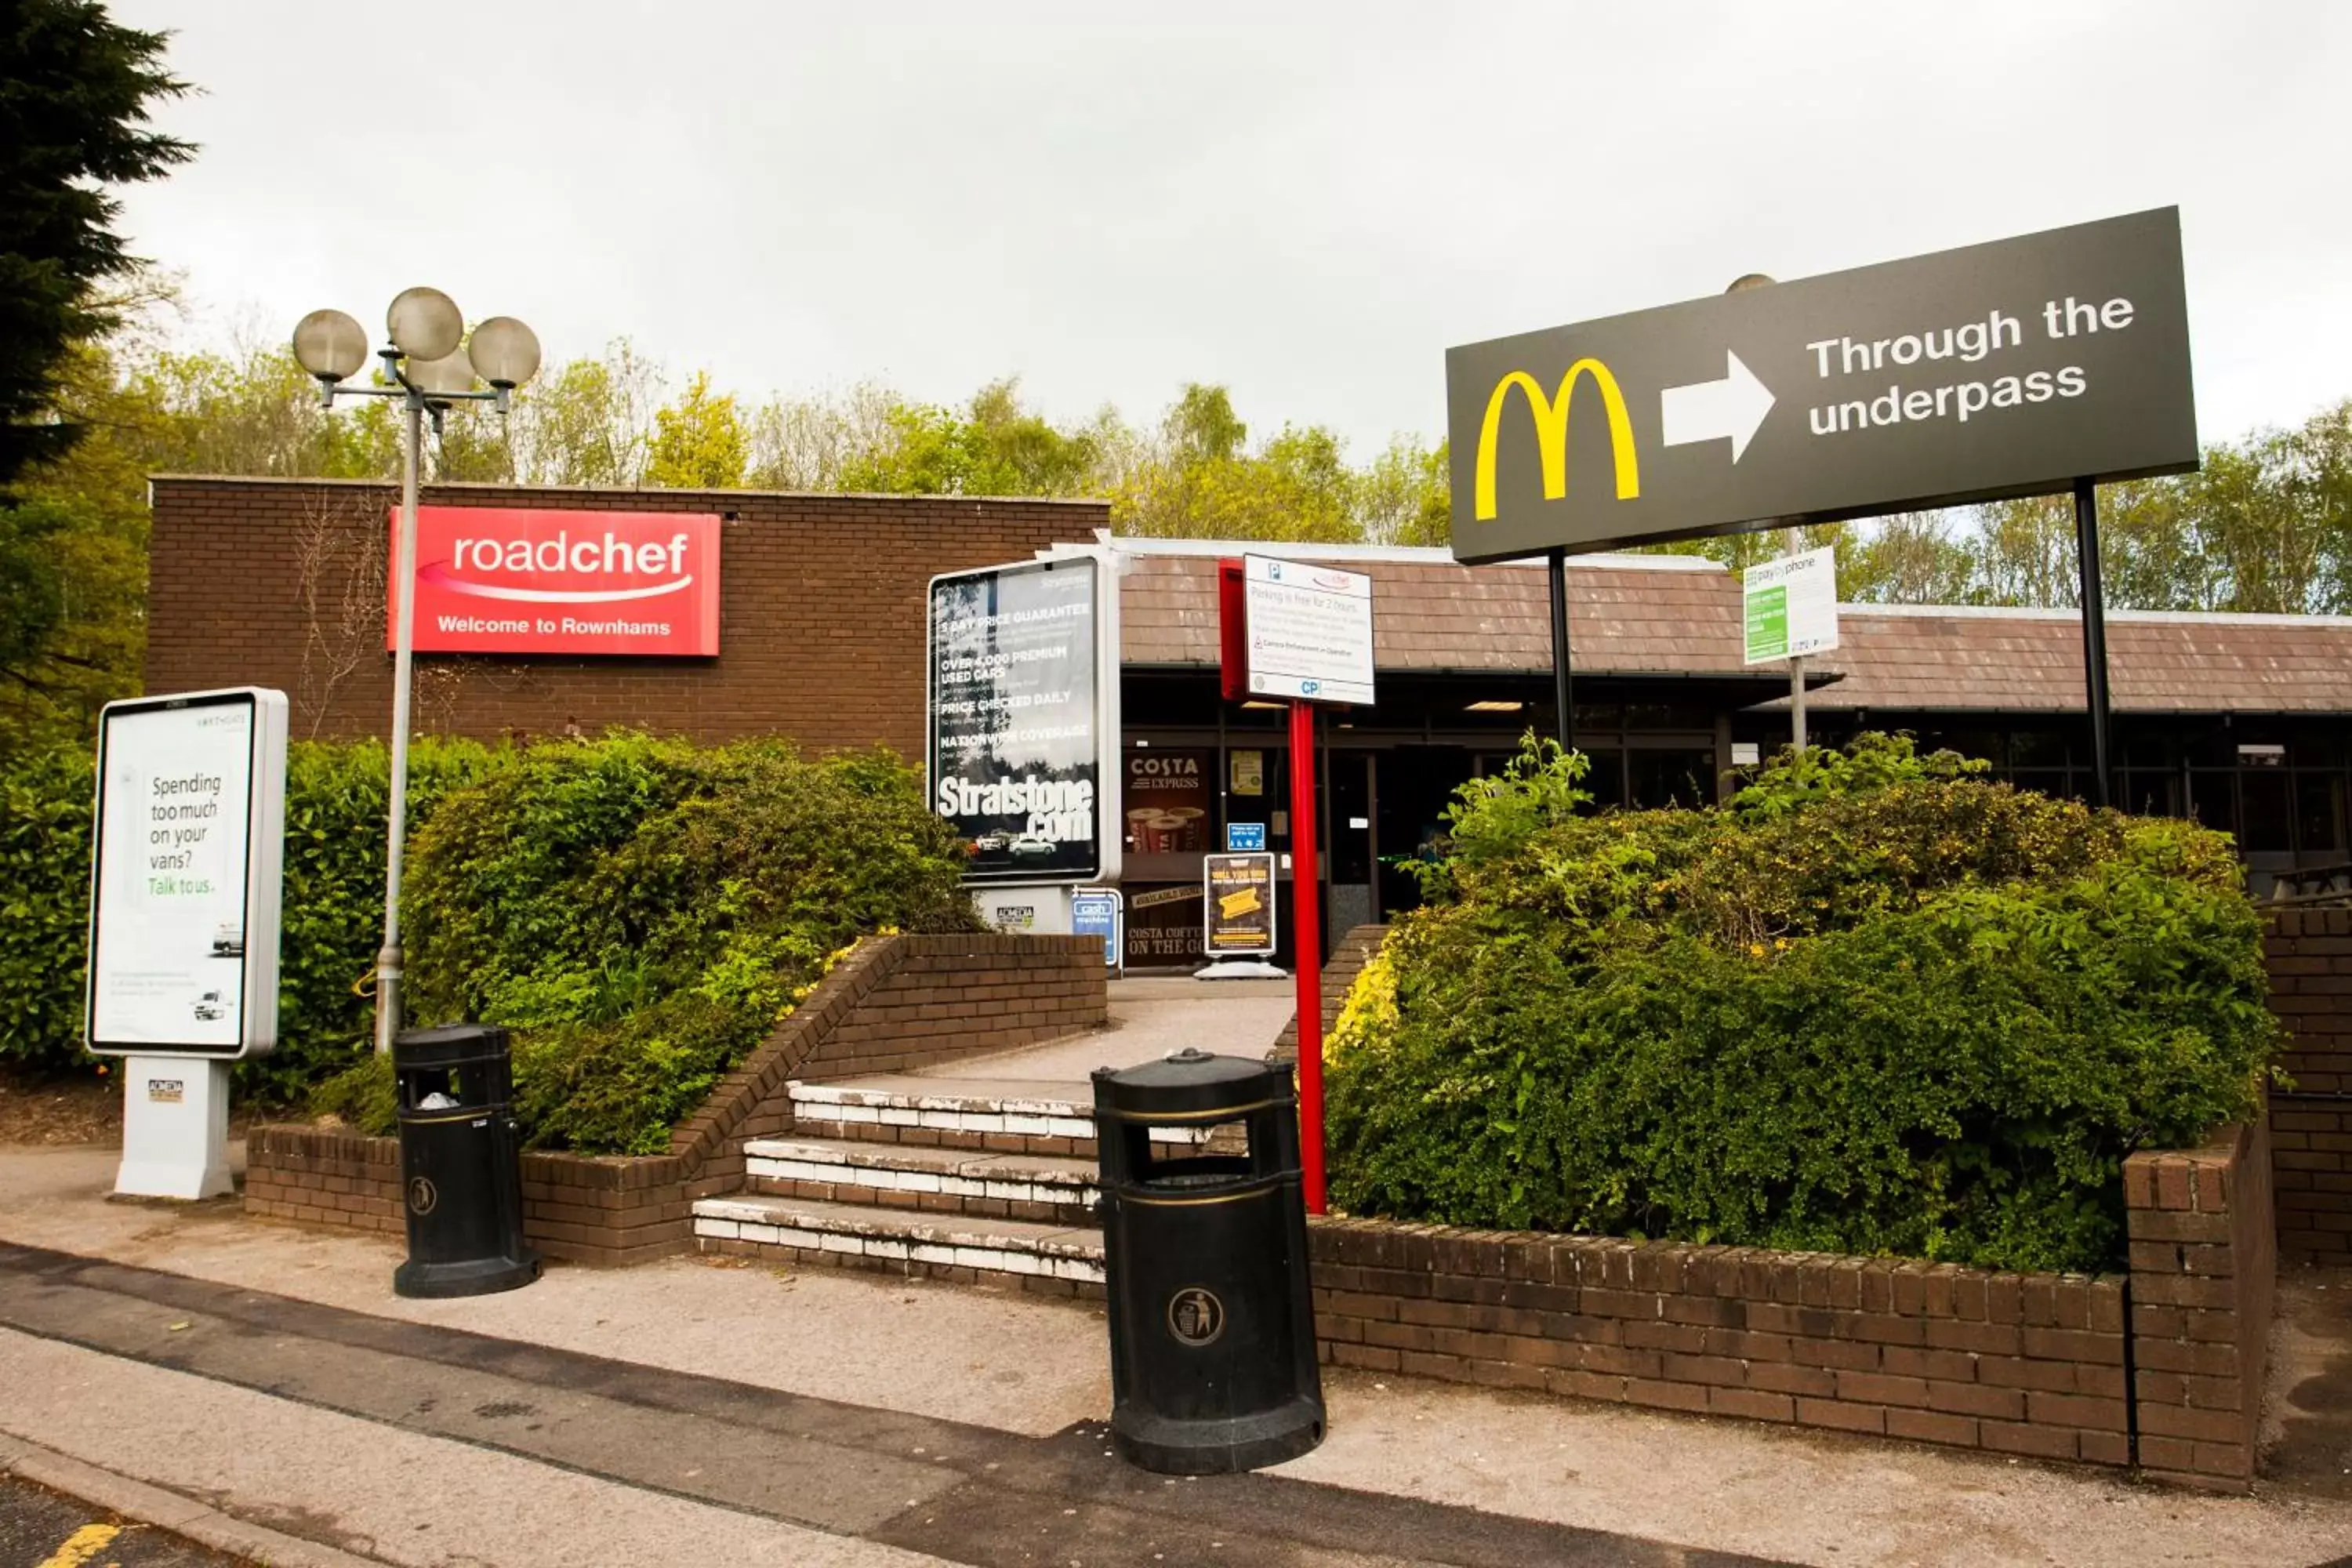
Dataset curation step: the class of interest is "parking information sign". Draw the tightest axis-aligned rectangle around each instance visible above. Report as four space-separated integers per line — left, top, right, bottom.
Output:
1744 546 1840 664
1446 208 2197 562
1242 555 1374 706
87 688 289 1058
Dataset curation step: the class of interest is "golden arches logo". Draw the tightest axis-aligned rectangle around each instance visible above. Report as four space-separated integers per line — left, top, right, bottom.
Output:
1472 360 1641 521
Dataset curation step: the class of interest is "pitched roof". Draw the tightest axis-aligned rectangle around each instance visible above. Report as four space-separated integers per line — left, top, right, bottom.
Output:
1118 550 1744 677
1112 542 2352 714
1791 605 2352 714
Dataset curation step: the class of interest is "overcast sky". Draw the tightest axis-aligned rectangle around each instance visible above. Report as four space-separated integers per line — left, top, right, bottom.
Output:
111 2 2351 456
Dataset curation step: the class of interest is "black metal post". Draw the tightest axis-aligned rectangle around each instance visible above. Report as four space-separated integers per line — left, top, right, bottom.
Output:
2073 477 2113 809
1548 546 1573 750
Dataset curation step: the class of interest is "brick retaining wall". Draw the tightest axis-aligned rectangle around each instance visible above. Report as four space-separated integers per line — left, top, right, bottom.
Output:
1305 1223 2132 1466
245 934 1105 1263
2263 908 2352 1266
2123 1120 2276 1489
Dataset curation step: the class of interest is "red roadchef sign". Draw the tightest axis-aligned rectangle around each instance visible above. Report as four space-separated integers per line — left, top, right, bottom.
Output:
388 506 722 655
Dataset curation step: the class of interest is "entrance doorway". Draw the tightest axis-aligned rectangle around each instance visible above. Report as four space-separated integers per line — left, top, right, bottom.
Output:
1373 746 1472 920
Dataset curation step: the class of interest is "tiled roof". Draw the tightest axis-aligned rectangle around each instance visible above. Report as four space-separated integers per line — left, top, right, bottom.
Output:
1119 553 1744 676
1115 546 2352 714
1792 607 2352 714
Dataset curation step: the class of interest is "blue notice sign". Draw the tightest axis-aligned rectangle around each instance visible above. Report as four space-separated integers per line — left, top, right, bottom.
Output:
1226 822 1267 851
1072 887 1122 969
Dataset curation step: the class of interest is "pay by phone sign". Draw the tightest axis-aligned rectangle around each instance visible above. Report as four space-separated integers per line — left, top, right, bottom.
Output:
1744 546 1840 664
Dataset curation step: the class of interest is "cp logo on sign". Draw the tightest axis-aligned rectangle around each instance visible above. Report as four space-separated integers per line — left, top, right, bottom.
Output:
407 1177 438 1216
1167 1286 1226 1348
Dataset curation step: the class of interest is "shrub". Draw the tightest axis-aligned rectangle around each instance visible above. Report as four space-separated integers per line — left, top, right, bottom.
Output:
0 743 95 1065
350 735 978 1153
1326 735 2277 1274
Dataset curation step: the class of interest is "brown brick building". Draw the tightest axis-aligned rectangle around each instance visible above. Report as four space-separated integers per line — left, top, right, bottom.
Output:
150 475 2352 960
147 477 1105 757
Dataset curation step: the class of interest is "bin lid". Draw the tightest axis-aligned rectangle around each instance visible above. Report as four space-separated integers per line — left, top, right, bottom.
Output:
1091 1047 1292 1120
393 1022 511 1069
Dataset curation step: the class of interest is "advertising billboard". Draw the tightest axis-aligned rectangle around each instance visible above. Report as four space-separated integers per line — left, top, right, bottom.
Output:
1203 852 1277 956
86 688 289 1058
1446 208 2198 561
390 506 722 655
928 554 1115 885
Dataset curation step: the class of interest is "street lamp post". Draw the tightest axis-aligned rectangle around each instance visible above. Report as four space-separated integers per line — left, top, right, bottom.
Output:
292 292 541 1054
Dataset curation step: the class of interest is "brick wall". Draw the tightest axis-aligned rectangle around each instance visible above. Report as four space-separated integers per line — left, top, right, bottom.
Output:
2123 1120 2276 1489
147 477 1105 750
1305 1222 2132 1467
245 934 1106 1262
1269 923 1388 1064
2264 907 2352 1265
800 936 1107 1081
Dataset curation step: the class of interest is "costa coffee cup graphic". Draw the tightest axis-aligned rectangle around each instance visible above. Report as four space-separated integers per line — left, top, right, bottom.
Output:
1127 807 1162 852
1163 806 1207 851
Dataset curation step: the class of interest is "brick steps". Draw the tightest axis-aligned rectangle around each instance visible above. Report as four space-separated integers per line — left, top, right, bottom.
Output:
786 1079 1207 1159
692 1192 1105 1296
742 1134 1100 1225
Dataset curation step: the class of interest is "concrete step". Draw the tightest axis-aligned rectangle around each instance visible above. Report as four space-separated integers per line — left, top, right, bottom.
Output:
693 1192 1105 1294
742 1135 1100 1225
786 1079 1211 1157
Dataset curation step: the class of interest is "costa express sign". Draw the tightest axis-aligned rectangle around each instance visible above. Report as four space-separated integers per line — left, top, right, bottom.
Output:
389 506 722 655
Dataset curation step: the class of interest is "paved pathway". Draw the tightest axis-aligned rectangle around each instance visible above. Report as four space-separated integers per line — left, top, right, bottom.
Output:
7 1145 2352 1565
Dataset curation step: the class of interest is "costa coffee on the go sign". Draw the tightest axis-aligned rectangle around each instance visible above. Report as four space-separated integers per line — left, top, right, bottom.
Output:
389 506 722 655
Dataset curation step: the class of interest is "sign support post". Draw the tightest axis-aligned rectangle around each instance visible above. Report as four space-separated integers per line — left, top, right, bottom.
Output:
1786 532 1809 753
2074 477 2114 809
1547 547 1573 750
1288 698 1327 1214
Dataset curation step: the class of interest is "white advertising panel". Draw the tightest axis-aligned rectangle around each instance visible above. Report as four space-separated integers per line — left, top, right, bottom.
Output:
1243 554 1375 706
87 688 289 1058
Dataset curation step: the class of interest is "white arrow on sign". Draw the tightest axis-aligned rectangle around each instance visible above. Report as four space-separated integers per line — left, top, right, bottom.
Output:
1660 350 1775 463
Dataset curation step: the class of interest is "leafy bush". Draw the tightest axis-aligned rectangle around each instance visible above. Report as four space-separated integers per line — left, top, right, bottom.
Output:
0 743 95 1065
1327 735 2277 1273
321 735 978 1153
5 731 975 1156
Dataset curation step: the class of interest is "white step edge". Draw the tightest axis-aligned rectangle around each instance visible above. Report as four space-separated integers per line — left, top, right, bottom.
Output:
744 1145 1100 1209
787 1081 1207 1144
693 1196 1105 1283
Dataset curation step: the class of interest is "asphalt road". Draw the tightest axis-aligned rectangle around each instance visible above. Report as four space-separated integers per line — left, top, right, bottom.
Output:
0 1240 1781 1568
0 1473 248 1567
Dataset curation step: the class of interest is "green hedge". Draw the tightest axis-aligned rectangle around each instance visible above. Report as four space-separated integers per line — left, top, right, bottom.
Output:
1326 735 2278 1274
316 735 978 1153
2 733 977 1152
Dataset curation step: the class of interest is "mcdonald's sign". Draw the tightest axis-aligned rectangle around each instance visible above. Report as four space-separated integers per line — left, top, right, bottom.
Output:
1472 361 1640 521
1444 208 2198 565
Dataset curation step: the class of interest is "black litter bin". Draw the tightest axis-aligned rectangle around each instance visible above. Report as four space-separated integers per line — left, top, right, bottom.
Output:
391 1023 539 1299
1092 1047 1324 1474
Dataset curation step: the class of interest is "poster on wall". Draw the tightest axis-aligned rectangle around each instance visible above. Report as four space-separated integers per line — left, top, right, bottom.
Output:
1125 884 1205 966
85 688 289 1058
1125 747 1212 853
1203 852 1278 956
392 506 723 656
1229 749 1265 797
929 555 1109 884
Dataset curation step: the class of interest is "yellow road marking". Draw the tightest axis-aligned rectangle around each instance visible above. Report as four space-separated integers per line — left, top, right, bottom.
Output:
36 1522 122 1568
